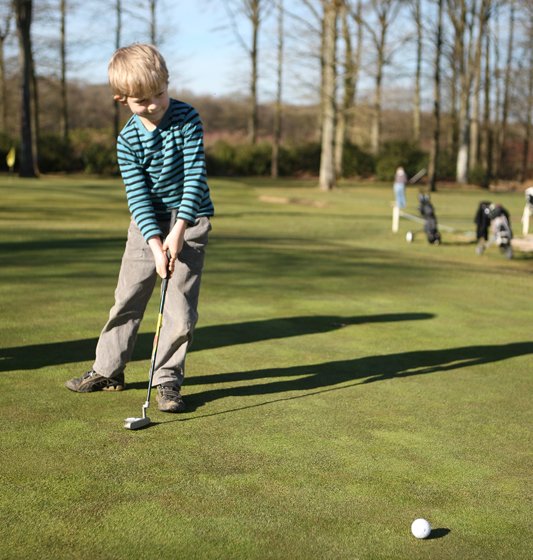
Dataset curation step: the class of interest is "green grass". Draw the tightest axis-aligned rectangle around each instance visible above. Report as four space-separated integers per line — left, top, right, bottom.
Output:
0 175 531 560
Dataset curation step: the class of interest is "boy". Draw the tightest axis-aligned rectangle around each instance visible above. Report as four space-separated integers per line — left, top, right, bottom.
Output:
65 44 214 413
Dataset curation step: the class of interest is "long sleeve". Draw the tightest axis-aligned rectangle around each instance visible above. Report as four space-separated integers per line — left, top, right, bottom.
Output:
177 108 210 224
115 99 214 242
117 133 162 241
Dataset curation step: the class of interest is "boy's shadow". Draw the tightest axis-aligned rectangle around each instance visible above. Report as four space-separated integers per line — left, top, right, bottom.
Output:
0 312 433 372
174 341 532 413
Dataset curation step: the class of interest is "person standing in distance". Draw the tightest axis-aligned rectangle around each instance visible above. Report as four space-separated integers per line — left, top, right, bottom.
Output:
393 166 408 209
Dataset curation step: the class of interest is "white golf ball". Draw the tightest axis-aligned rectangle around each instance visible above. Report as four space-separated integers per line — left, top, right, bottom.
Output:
411 518 432 539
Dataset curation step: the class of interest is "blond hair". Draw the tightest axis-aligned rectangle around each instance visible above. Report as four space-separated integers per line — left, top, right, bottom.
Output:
108 43 169 98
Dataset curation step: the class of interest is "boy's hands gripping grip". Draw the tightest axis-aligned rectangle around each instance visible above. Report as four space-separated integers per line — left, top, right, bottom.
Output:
163 217 188 275
148 210 182 279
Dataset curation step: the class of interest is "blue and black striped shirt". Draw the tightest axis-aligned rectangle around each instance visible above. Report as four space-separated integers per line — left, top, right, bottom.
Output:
117 98 214 241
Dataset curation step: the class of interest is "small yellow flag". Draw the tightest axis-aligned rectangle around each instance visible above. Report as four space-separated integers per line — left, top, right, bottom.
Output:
6 146 15 170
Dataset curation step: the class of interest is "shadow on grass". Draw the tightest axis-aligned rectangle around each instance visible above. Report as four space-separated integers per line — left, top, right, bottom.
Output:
0 312 433 372
427 528 451 539
171 341 533 416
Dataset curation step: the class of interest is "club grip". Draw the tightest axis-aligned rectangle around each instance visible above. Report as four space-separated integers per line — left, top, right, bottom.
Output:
166 209 178 260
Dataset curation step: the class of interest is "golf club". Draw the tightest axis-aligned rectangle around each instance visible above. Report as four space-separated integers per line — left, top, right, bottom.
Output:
124 209 177 430
409 168 427 184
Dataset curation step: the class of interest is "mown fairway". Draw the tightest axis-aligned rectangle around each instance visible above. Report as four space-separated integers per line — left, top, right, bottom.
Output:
0 176 531 560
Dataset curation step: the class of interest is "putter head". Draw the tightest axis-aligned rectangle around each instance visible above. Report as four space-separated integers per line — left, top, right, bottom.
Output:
124 417 151 430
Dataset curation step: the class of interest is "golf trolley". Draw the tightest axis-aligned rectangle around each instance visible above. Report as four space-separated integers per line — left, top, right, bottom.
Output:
403 193 442 245
474 201 513 259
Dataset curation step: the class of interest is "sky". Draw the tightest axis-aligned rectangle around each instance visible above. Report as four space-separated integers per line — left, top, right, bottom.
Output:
17 0 502 109
56 0 316 104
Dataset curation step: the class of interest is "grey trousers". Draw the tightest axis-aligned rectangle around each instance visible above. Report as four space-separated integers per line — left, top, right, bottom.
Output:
93 216 211 387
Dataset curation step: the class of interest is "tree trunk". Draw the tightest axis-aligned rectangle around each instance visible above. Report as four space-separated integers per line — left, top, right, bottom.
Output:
428 0 443 193
334 1 353 177
481 24 493 188
0 39 5 132
113 0 121 140
492 6 502 180
371 47 384 156
451 0 469 183
521 10 533 183
319 0 337 191
0 11 11 133
30 45 39 173
496 0 515 181
60 0 68 143
14 0 36 177
412 0 422 144
448 45 459 154
469 0 491 173
271 0 283 178
150 0 157 44
247 0 260 144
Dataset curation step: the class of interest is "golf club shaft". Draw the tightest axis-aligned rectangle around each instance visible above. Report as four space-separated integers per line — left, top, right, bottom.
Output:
409 168 427 184
142 209 177 416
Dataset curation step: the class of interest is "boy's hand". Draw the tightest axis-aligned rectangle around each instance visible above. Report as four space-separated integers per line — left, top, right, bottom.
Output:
148 236 169 279
163 219 188 274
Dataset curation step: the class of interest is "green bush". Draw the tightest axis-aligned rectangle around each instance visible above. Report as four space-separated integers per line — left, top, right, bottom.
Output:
205 140 377 179
283 142 321 176
233 142 272 176
70 129 117 175
84 143 117 174
468 164 488 187
38 134 82 173
342 143 375 178
206 141 322 177
206 140 234 176
376 141 427 181
436 149 457 181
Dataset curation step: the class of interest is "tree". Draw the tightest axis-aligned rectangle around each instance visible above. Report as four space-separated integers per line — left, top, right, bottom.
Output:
13 0 37 177
318 0 337 190
495 0 515 181
271 0 283 178
0 3 12 132
149 0 157 44
223 0 272 144
60 0 68 142
411 0 423 144
113 0 122 140
447 0 491 183
353 0 403 155
468 0 491 173
428 0 444 192
335 0 362 177
519 2 533 181
481 18 493 187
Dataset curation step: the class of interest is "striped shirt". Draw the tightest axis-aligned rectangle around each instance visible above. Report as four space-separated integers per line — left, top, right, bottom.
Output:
117 98 214 241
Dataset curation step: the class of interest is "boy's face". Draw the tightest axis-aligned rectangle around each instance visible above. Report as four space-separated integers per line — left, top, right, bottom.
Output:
119 87 170 126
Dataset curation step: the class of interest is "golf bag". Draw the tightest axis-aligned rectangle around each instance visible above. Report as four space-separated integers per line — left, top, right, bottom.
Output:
474 201 513 258
474 201 492 241
418 194 441 245
489 204 513 258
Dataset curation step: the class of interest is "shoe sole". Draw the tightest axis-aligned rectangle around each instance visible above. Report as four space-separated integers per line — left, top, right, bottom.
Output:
156 399 186 413
64 382 125 393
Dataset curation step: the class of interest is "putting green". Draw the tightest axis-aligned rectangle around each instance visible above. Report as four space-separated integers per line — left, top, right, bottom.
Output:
0 176 531 560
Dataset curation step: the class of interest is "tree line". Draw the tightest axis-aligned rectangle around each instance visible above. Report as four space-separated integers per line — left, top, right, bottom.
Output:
3 0 532 190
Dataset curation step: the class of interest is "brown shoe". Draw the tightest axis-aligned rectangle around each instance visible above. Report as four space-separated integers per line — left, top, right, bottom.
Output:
156 383 186 413
65 370 125 393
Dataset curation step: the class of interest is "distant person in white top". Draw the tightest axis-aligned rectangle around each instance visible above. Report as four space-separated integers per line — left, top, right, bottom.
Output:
393 166 408 209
